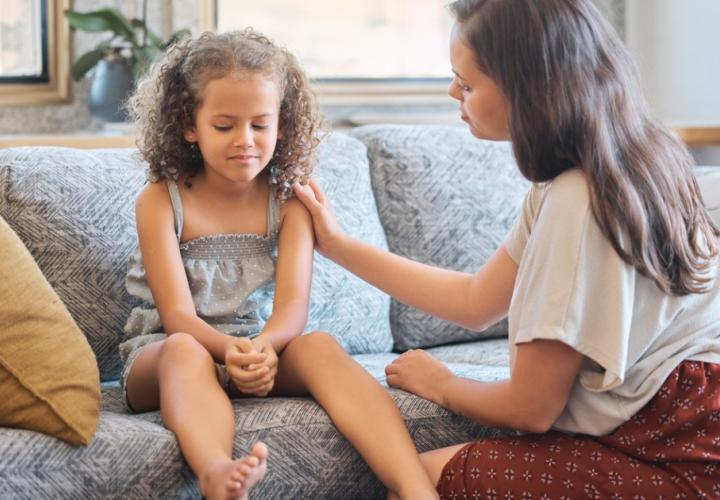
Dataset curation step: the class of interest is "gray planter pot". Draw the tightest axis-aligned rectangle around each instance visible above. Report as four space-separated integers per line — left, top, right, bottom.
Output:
89 59 135 122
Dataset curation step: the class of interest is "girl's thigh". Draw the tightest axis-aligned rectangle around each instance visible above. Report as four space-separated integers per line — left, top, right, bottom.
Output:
125 333 225 412
267 332 342 397
124 340 165 412
268 331 380 397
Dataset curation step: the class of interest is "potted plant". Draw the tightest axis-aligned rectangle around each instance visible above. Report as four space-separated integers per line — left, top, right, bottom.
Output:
65 7 189 122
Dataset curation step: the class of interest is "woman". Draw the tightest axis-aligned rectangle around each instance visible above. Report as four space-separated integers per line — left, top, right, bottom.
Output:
294 0 720 497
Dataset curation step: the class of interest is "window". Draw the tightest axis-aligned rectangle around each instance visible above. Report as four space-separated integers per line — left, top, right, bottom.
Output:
0 0 70 105
0 0 45 82
210 0 454 104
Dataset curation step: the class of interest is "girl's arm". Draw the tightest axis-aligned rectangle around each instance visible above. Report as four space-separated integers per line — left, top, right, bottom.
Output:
136 182 261 364
386 340 584 433
255 197 314 353
293 180 517 332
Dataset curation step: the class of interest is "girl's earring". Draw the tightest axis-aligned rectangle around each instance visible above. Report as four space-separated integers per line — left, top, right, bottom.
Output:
189 142 201 159
269 164 278 185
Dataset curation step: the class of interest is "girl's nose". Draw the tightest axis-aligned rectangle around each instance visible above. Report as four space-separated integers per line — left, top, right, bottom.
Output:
233 126 254 148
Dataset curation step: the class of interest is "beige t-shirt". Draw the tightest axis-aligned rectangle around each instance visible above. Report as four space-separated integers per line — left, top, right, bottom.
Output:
504 168 720 436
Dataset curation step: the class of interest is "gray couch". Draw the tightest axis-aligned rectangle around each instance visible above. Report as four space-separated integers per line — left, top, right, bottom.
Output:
1 125 718 499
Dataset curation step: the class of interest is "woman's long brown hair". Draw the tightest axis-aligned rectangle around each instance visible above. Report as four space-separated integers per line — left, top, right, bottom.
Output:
450 0 719 295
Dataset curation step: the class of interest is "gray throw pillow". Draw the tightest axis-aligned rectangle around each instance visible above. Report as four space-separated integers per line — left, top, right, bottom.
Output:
351 125 530 351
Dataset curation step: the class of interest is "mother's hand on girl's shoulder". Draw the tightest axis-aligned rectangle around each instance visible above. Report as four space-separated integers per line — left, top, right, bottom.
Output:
292 180 346 259
385 350 454 406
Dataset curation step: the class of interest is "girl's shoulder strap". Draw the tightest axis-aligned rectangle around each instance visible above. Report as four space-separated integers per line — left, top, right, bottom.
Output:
166 179 184 242
267 186 281 239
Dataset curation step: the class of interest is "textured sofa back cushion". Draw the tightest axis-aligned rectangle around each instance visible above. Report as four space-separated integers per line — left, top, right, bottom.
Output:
0 147 146 381
306 133 393 353
351 125 530 350
0 134 391 381
696 166 720 225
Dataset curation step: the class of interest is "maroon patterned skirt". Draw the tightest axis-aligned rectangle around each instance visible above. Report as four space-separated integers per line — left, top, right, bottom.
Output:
437 361 720 499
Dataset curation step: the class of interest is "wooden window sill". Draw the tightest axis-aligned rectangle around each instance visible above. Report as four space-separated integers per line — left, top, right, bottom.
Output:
0 134 136 149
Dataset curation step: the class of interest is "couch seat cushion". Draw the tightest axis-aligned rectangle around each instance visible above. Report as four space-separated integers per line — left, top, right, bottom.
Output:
0 340 508 500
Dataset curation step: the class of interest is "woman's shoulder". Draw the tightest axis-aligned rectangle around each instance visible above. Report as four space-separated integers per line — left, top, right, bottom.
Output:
545 168 589 201
526 168 591 218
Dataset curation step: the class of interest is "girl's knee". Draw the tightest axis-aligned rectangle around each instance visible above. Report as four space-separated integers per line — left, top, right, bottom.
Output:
281 332 345 365
288 331 341 353
159 332 212 366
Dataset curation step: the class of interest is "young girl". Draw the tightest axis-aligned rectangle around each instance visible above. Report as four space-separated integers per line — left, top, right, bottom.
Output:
294 0 720 498
119 30 438 500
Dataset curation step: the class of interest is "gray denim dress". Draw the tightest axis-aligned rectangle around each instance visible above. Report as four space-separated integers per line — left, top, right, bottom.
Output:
118 180 279 407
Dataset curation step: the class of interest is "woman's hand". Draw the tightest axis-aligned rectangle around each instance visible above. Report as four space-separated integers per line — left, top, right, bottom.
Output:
385 349 454 406
225 337 274 396
292 179 346 259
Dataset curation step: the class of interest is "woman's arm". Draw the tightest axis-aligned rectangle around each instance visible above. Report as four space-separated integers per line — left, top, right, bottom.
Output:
333 238 517 332
136 182 253 363
386 340 583 433
255 197 314 353
293 180 518 331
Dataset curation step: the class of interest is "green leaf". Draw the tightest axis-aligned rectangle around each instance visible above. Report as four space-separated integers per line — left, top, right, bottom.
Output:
70 48 107 81
64 9 136 44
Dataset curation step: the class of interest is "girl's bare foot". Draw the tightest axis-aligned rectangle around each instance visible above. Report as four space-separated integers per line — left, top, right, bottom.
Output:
235 442 268 499
200 442 268 500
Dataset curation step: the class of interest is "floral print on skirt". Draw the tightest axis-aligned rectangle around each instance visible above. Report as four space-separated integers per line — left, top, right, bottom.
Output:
437 361 720 499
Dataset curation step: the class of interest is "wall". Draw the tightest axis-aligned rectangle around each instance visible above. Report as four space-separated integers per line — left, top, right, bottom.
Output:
625 0 720 165
593 0 625 39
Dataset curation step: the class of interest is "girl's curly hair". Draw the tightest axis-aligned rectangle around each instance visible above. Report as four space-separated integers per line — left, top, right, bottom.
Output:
128 29 324 201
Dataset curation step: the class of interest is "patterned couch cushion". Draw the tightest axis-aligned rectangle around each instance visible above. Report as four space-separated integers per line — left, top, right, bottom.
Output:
351 125 530 350
0 133 391 381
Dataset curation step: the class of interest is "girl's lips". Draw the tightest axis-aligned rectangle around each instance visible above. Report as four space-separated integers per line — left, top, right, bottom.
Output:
228 155 258 162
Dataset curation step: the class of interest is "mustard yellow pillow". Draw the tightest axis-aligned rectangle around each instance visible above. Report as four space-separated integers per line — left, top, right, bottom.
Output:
0 215 100 445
